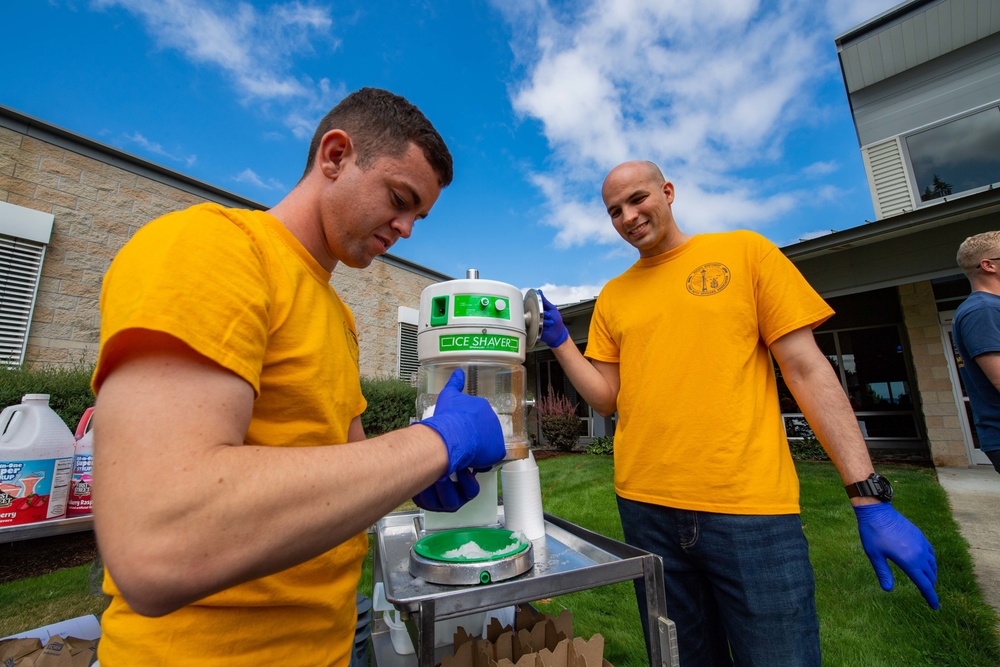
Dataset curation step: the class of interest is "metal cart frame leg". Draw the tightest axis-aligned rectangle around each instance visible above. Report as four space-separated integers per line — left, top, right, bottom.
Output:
641 553 680 667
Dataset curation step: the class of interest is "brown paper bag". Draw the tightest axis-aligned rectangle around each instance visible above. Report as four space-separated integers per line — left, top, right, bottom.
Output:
0 637 43 665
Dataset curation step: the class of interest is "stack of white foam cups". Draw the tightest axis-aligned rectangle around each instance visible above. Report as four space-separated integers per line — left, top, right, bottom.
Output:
500 450 545 540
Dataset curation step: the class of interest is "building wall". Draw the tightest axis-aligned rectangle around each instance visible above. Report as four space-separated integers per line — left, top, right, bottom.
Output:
899 280 968 466
0 121 441 378
0 125 204 366
333 261 439 378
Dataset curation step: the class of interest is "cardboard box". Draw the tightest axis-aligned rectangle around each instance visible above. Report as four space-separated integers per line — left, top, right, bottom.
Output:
1 615 100 666
441 605 613 667
0 635 98 666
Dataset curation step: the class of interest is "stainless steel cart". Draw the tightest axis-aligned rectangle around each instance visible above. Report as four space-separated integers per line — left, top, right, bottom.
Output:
372 509 679 666
0 515 93 544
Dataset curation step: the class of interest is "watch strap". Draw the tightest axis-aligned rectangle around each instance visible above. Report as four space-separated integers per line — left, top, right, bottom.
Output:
845 473 893 501
846 478 879 499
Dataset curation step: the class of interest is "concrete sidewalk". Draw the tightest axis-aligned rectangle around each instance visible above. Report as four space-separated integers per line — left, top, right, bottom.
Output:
936 466 1000 618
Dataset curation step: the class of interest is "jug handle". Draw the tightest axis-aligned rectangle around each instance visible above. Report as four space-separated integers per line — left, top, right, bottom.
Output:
75 407 96 440
0 404 24 441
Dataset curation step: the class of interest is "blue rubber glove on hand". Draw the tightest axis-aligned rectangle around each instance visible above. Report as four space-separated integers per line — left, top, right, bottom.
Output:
418 368 505 476
412 468 481 513
854 502 939 609
539 290 569 348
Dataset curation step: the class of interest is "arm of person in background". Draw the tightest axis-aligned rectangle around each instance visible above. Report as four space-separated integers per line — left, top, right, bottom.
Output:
538 291 621 416
974 351 1000 391
94 330 504 617
770 326 939 610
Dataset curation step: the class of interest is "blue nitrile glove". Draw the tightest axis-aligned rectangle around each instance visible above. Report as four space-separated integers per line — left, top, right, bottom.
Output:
418 368 505 475
854 502 939 610
539 290 569 348
412 468 481 512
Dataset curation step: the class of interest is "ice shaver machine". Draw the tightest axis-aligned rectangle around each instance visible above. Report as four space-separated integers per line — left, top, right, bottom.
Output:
416 269 542 464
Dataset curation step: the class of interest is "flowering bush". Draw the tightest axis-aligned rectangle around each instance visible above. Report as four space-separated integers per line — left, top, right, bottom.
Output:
536 385 584 452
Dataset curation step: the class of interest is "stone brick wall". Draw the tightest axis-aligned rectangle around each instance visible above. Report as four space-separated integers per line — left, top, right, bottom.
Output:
0 126 205 366
332 261 434 378
0 120 441 378
899 280 969 466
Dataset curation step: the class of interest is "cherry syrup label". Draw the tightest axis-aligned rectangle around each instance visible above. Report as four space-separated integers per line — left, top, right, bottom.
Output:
0 457 73 526
68 453 93 516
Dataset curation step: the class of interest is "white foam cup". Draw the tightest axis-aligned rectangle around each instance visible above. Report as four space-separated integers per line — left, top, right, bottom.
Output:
501 451 545 540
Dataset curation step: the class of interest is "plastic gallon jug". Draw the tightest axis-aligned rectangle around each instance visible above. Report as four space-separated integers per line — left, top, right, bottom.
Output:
0 394 76 527
68 407 95 517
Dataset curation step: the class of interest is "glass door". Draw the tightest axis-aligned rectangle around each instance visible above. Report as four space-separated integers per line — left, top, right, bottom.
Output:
940 311 991 465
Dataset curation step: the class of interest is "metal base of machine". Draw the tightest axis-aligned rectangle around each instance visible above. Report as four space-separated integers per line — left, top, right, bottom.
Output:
408 543 534 585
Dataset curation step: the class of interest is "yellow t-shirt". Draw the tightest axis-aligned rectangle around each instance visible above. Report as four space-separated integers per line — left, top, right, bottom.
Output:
586 231 833 515
93 203 369 666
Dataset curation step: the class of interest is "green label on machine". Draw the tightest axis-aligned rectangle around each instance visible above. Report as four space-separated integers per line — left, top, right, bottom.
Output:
439 334 520 353
453 295 511 320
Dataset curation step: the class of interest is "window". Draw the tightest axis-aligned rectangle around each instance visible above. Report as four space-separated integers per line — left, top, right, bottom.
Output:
931 275 971 312
905 106 1000 204
397 306 418 383
0 202 53 366
777 325 919 441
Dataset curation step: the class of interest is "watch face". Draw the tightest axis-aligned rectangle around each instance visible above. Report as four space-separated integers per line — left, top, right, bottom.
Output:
872 474 894 502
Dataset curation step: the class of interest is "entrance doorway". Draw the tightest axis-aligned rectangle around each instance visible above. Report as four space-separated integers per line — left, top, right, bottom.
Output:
940 311 991 465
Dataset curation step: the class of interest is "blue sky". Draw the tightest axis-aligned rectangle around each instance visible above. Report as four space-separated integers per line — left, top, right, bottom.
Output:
3 0 902 304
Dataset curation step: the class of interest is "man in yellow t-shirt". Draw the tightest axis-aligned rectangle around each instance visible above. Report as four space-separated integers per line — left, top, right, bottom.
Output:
538 160 938 666
91 88 506 666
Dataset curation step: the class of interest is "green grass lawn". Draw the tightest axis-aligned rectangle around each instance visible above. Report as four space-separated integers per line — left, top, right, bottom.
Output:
531 457 1000 666
3 458 999 667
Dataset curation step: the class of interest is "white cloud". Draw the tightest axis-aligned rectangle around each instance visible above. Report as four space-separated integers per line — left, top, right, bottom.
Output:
121 131 196 166
804 160 839 177
92 0 343 136
534 283 605 306
498 0 904 275
234 168 286 191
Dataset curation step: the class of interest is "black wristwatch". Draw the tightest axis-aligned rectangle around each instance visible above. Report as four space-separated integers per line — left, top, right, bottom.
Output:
845 473 893 502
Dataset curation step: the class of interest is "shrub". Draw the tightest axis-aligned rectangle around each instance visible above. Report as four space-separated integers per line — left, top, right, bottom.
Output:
585 435 614 456
0 362 95 431
536 385 583 452
0 368 419 439
360 376 417 437
789 436 829 461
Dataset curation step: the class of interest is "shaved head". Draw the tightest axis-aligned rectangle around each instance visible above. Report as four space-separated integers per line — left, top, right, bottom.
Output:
603 160 665 197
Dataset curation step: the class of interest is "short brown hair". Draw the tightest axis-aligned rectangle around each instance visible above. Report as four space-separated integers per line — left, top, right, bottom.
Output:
301 87 453 187
957 231 1000 279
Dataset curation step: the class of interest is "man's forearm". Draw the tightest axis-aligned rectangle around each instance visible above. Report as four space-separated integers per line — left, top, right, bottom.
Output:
96 425 448 617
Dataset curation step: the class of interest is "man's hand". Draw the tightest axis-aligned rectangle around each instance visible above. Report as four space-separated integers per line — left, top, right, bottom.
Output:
539 291 569 348
412 468 482 512
854 502 939 609
418 368 505 475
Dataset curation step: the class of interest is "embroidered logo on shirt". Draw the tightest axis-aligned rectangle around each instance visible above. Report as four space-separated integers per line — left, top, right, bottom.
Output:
686 263 731 296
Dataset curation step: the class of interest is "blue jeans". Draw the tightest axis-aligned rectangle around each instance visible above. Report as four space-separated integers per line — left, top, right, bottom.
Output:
986 449 1000 475
616 496 821 667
